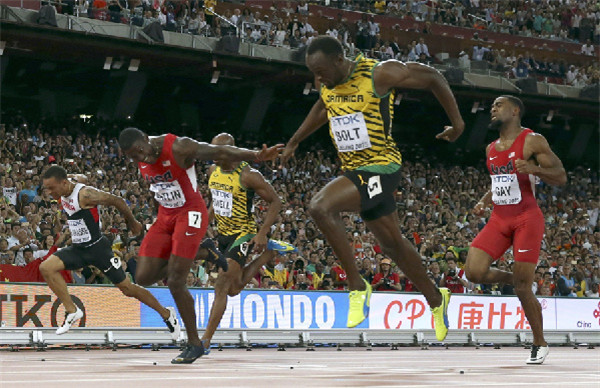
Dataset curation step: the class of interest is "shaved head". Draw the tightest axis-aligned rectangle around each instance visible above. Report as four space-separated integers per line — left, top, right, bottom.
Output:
211 133 235 146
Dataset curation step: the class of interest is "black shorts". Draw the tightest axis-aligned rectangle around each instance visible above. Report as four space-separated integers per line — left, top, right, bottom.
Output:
216 233 254 268
345 167 402 221
54 236 126 284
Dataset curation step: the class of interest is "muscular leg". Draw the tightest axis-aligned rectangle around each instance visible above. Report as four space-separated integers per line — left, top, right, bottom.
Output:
134 256 168 287
167 255 201 346
513 261 546 346
114 277 169 319
201 262 241 344
40 255 77 314
308 176 364 291
464 247 513 285
240 250 276 287
202 250 275 345
365 213 441 308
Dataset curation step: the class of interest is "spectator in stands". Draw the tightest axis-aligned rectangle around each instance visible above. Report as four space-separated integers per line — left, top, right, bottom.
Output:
440 256 467 294
586 282 599 297
289 28 303 49
204 0 216 28
91 0 108 21
300 16 314 36
472 44 488 62
18 179 37 207
556 263 578 297
415 37 431 59
186 271 198 287
356 14 370 51
9 228 38 267
512 56 531 78
372 257 402 291
107 0 123 24
359 257 374 284
296 1 309 16
0 238 13 265
34 234 55 259
407 39 418 61
37 1 58 27
71 267 86 284
368 14 380 49
428 260 443 286
572 73 588 88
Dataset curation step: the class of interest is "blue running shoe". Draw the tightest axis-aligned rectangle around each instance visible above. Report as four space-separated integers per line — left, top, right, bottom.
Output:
202 339 211 355
267 239 297 253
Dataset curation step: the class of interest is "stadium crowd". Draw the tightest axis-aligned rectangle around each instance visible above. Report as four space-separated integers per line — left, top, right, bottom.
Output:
0 113 598 298
38 0 599 87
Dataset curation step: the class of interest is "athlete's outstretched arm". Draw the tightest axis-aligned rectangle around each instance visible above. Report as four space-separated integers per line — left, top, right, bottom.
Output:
242 168 282 253
373 61 464 142
280 98 329 167
79 187 143 236
516 133 567 186
174 138 283 169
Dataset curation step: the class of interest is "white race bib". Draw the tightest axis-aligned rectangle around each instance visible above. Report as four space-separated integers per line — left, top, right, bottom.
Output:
150 181 186 208
211 189 233 217
330 112 372 152
67 219 92 244
491 174 522 205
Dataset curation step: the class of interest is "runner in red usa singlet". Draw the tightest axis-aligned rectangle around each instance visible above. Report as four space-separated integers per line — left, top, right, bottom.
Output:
471 127 544 264
119 127 283 364
465 96 566 365
138 133 208 261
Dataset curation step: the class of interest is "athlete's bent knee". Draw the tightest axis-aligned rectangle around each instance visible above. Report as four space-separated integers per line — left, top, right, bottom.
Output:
307 197 329 220
118 284 136 298
227 287 243 297
39 261 51 277
135 274 153 287
464 262 486 284
39 258 58 277
167 276 187 293
514 283 533 297
464 267 481 283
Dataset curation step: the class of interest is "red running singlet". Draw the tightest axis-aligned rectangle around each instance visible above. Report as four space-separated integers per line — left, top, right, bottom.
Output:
471 129 545 264
137 134 208 260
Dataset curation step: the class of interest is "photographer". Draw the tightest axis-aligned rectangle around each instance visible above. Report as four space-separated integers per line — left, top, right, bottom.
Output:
440 257 468 294
293 271 313 290
372 258 402 292
9 227 39 266
319 274 334 290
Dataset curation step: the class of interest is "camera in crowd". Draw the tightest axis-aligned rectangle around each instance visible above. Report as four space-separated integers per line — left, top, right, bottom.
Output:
448 269 456 278
297 282 309 290
382 276 392 287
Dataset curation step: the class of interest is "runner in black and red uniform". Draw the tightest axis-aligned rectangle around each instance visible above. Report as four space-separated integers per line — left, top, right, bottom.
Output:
40 166 180 339
118 128 282 364
465 95 567 365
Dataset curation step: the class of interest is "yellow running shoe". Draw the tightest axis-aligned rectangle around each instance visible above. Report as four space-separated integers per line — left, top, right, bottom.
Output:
347 278 372 328
430 287 451 341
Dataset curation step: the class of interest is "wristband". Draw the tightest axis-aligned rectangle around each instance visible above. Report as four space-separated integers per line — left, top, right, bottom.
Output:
254 151 263 163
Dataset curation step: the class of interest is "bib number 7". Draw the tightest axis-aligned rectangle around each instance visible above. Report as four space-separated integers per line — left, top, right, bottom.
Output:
188 211 203 228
